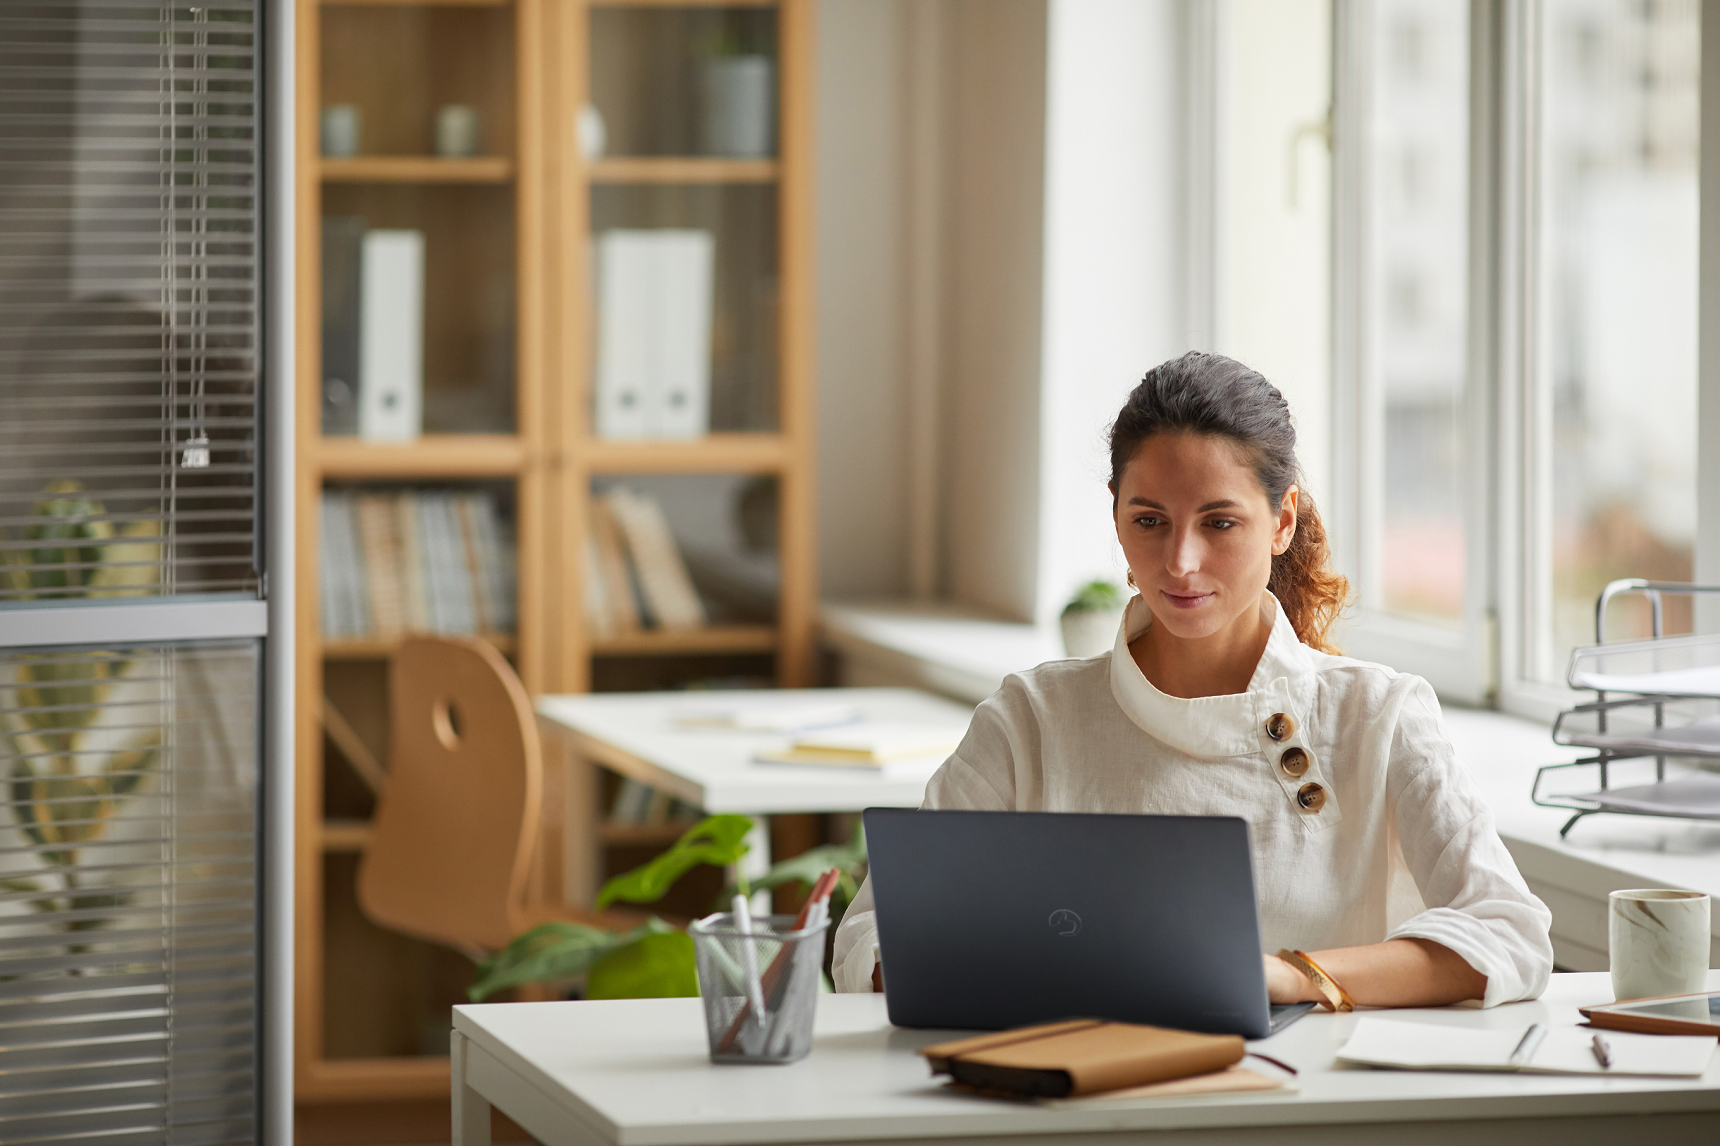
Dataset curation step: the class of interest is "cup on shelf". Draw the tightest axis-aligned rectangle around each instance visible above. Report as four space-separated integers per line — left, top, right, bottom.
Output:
320 104 361 158
1609 888 1712 1001
434 104 480 159
699 56 774 158
689 912 827 1064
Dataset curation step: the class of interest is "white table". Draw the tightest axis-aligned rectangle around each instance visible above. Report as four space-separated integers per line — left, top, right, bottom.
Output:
451 971 1720 1146
535 688 976 902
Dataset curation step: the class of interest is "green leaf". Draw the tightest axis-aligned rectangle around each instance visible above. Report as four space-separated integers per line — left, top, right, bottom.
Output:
25 480 112 597
718 826 868 912
585 930 698 1000
87 519 162 599
595 814 754 909
102 737 160 800
468 918 672 1002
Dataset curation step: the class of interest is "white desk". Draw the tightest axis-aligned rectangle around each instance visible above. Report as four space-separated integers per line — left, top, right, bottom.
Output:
535 688 975 901
452 971 1720 1146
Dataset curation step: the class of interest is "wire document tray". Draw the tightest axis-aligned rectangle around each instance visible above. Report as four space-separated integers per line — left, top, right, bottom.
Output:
1535 580 1720 837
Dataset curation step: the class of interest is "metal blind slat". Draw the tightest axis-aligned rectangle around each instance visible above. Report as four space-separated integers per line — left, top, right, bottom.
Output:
0 2 259 606
0 641 258 1142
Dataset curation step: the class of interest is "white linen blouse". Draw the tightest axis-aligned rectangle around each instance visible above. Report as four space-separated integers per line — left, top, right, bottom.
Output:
832 593 1554 1007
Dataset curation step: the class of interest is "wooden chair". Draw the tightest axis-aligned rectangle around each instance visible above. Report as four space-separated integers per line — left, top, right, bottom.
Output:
357 636 627 962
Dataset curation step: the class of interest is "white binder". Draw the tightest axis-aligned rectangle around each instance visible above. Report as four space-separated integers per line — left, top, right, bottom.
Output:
358 229 424 442
594 229 713 439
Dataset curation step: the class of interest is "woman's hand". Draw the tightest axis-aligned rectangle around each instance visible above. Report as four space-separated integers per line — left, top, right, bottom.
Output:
1264 953 1322 1004
1265 939 1486 1008
872 963 883 993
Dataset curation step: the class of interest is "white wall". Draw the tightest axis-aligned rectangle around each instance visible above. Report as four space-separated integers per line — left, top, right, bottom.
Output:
814 0 1052 619
814 0 911 600
813 0 1192 625
938 0 1050 620
1036 0 1187 624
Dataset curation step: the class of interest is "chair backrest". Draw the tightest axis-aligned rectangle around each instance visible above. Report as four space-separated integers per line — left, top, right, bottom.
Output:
357 636 541 953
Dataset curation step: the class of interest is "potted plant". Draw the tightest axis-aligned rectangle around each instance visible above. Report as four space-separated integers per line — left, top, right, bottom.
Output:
0 481 164 949
1060 579 1126 658
469 815 867 1002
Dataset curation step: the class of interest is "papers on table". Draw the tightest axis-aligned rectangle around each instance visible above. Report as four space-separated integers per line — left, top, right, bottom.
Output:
753 721 967 769
668 699 969 774
673 700 862 734
1336 1018 1716 1077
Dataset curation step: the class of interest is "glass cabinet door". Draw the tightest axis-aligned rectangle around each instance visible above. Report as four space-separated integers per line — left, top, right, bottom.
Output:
586 5 782 436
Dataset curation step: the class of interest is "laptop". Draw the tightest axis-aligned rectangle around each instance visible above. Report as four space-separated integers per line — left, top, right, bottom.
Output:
861 808 1314 1038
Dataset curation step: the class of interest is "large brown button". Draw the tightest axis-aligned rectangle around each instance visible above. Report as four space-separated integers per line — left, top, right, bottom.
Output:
1266 712 1295 741
1279 747 1309 778
1296 782 1327 812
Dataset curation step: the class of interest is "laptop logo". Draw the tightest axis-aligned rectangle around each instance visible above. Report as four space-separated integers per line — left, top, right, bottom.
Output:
1047 909 1082 936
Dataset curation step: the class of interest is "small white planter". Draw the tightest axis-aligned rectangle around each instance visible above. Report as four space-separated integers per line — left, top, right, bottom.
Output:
1059 607 1123 659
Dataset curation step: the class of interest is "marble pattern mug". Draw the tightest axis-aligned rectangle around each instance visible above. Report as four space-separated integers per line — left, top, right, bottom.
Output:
1609 888 1711 1001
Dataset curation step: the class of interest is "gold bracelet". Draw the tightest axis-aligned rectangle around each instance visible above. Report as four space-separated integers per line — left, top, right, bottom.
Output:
1277 948 1355 1012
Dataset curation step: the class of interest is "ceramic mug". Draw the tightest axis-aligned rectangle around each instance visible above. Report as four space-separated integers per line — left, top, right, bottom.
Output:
320 104 360 158
1609 888 1711 1001
434 105 480 159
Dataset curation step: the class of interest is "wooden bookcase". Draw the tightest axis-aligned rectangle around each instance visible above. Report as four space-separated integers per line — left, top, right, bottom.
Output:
293 0 815 1106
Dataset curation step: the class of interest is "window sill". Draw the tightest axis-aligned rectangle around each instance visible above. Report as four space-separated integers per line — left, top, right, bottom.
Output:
818 599 1063 705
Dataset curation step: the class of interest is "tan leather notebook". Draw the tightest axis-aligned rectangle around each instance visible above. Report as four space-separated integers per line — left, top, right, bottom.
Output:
920 1019 1246 1098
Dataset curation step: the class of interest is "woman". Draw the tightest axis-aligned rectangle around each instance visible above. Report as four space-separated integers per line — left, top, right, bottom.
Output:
833 352 1553 1009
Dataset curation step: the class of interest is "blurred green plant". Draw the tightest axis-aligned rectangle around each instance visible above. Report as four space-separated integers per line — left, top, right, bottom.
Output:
0 481 163 946
1063 579 1124 615
469 815 870 1002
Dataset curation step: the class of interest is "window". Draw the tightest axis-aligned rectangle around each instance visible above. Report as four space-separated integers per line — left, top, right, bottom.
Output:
1364 0 1471 624
0 2 280 1138
1332 0 1489 701
1530 0 1700 676
1329 0 1703 711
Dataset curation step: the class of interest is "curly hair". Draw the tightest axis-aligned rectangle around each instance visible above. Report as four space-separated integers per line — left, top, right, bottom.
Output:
1108 351 1350 653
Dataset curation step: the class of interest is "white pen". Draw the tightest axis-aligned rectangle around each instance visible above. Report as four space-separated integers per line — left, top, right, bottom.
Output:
1508 1023 1546 1068
1591 1033 1613 1070
731 893 768 1024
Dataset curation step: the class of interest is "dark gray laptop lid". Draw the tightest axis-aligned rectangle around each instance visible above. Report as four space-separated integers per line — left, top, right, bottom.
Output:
862 808 1274 1037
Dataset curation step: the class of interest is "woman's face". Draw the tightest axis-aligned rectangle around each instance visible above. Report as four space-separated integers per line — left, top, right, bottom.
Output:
1112 432 1298 643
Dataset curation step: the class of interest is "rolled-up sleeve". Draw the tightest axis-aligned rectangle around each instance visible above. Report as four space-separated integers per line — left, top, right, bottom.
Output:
1384 679 1554 1007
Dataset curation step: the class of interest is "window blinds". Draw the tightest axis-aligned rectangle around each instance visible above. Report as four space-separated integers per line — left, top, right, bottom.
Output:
0 2 260 603
0 640 258 1144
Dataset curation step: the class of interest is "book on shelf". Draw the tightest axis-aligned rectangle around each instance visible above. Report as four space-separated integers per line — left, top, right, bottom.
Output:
608 778 698 828
320 489 517 642
585 487 708 636
318 492 370 637
320 216 364 436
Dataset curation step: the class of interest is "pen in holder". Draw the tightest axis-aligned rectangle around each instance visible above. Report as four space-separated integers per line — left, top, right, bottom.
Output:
689 912 828 1064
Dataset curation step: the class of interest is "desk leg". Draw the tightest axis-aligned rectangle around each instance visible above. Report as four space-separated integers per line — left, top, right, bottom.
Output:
557 737 601 907
450 1031 492 1146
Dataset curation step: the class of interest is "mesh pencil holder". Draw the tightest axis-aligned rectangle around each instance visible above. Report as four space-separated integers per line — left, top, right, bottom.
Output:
689 912 828 1064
